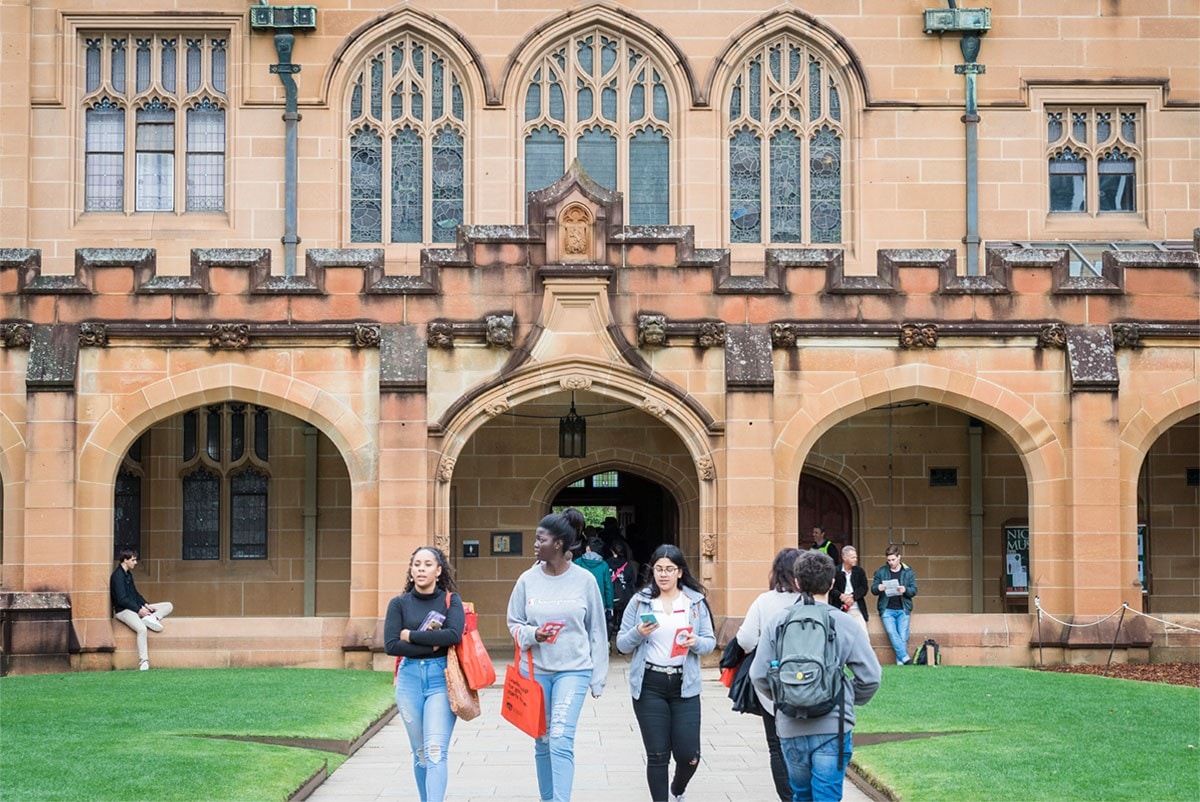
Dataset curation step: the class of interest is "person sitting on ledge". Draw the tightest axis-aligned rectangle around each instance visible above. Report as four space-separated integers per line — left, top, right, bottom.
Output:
110 548 173 671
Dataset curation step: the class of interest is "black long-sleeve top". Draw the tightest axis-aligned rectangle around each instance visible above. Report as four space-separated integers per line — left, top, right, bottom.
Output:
110 566 147 614
383 589 465 659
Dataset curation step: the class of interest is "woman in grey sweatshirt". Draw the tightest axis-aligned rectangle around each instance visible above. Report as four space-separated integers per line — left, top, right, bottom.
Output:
506 513 609 802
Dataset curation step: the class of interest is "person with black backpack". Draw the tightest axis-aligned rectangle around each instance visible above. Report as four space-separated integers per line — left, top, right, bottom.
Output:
749 550 881 802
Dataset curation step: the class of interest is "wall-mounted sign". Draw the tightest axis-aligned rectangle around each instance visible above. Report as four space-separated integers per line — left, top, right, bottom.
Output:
491 531 523 556
462 539 479 558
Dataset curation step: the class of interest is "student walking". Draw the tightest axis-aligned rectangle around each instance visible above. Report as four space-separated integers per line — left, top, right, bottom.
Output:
616 544 716 802
507 513 609 802
383 547 465 802
735 547 803 801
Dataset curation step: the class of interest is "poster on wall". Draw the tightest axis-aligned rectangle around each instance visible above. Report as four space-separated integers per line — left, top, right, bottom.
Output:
1004 524 1029 595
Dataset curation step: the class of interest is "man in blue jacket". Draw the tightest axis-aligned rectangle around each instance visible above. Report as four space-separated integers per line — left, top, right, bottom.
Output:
871 545 919 665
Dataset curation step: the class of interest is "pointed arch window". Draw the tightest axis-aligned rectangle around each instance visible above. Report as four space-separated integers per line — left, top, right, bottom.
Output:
523 28 672 225
347 34 467 244
1046 106 1140 215
82 33 227 213
726 37 845 244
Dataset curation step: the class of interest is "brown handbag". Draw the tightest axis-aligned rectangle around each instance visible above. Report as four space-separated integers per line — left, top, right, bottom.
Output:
445 645 482 720
501 643 546 738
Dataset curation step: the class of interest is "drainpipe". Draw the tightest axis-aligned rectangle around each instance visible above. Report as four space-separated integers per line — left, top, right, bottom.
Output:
250 3 318 277
923 2 991 276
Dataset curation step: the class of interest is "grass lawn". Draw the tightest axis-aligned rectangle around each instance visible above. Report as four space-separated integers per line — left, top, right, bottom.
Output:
852 666 1200 801
0 669 395 802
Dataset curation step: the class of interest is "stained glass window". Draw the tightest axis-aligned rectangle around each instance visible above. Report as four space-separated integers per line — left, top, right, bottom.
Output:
230 469 268 559
83 31 226 213
1046 105 1141 216
113 466 142 559
347 33 467 243
182 467 220 560
523 28 672 224
727 36 845 244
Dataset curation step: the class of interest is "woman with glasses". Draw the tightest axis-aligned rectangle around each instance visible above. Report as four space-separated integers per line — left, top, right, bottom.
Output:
616 544 716 802
506 512 609 802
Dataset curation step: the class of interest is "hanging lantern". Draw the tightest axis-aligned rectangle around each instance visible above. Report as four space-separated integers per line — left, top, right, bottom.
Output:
558 396 586 458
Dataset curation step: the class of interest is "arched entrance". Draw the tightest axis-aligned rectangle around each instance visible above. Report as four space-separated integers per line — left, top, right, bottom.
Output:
798 473 854 551
551 469 681 571
1137 413 1199 613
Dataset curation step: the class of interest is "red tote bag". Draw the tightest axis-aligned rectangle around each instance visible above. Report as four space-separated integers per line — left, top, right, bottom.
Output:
501 644 546 738
456 602 497 690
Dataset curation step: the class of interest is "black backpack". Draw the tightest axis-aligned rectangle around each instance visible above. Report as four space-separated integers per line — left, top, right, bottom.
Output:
913 638 941 665
609 561 635 609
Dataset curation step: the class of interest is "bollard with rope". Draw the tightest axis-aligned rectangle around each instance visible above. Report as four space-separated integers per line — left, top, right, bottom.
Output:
1033 597 1200 668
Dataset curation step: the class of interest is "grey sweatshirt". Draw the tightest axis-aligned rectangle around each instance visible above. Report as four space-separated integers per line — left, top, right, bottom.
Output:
749 601 881 737
506 562 610 696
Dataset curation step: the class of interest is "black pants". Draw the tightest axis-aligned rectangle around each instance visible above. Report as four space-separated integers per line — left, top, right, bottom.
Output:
632 669 702 801
761 710 792 801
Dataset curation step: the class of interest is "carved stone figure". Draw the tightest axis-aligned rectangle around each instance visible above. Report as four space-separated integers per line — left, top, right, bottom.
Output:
638 314 668 347
79 322 108 347
1037 323 1067 349
485 314 515 348
697 456 715 481
560 204 592 260
899 323 939 349
437 456 455 483
208 323 250 350
427 322 454 349
698 322 726 348
771 322 797 348
560 375 592 391
1 323 32 348
1111 323 1141 349
353 323 381 348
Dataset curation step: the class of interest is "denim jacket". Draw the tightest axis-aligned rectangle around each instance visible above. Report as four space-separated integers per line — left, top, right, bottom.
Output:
616 586 715 700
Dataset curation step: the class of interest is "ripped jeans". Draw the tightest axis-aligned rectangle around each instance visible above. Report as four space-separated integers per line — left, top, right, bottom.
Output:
528 668 591 802
394 655 456 802
631 669 702 802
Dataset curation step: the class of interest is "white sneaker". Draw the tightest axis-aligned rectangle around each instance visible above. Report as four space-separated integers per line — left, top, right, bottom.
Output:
670 793 686 802
139 660 150 671
143 615 163 633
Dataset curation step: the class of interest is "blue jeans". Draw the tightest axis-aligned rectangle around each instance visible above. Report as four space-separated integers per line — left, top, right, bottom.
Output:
880 607 911 664
395 656 456 802
528 668 591 802
780 732 854 802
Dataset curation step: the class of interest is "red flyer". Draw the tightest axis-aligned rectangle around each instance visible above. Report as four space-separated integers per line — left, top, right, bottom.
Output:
541 621 565 644
670 626 693 658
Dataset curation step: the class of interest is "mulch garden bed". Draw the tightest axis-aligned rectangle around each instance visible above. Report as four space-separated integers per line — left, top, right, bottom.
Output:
1036 662 1199 687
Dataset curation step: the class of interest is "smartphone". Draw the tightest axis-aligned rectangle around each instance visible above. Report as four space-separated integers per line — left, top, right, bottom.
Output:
541 621 566 643
640 612 658 626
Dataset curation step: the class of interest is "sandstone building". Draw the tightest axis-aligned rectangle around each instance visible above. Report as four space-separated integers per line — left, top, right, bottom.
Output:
1 1 1197 672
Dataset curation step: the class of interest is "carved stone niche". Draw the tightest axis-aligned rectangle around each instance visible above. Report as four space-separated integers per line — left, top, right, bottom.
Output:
557 203 596 264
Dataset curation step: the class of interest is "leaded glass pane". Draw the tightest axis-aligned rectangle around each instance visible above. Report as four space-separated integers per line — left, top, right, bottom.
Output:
370 57 383 119
1047 112 1062 144
392 42 404 76
186 102 224 211
789 44 802 84
1098 150 1135 212
186 39 202 93
748 58 761 121
390 127 423 243
432 57 444 120
350 129 383 242
578 83 594 120
1121 111 1136 142
629 128 668 225
601 82 617 121
578 126 616 190
431 127 464 243
809 58 822 121
810 127 842 243
230 404 245 462
135 104 175 212
729 129 762 243
549 82 565 121
601 37 617 73
653 83 668 122
1096 112 1112 144
136 39 152 93
351 78 363 119
829 79 840 122
577 37 594 75
230 468 268 559
162 38 177 94
769 44 782 83
630 83 644 120
770 130 802 242
730 80 742 119
85 102 125 212
211 39 226 95
391 90 404 120
112 39 126 94
182 467 219 560
86 39 101 92
452 81 463 120
206 406 221 461
1049 149 1086 212
1071 112 1087 141
412 43 424 77
411 81 424 121
525 83 541 122
525 126 564 192
183 410 197 462
254 407 269 462
114 467 142 559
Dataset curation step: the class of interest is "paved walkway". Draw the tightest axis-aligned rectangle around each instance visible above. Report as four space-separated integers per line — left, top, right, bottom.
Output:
309 656 877 802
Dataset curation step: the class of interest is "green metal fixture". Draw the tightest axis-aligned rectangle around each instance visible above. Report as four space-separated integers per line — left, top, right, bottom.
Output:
923 2 991 276
250 2 317 277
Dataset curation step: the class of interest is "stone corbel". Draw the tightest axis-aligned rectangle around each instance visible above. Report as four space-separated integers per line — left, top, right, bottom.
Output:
899 323 939 349
208 323 250 350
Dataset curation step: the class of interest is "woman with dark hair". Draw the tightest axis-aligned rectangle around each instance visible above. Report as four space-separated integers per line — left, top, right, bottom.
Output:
616 544 716 802
735 547 803 801
506 512 609 802
384 547 465 802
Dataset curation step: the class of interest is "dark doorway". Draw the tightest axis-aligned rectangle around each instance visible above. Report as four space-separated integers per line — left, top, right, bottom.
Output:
799 473 853 552
552 470 678 570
